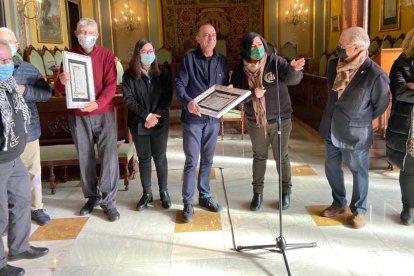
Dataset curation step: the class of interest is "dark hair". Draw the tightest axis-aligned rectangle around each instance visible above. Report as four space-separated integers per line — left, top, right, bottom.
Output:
128 39 160 79
239 32 268 59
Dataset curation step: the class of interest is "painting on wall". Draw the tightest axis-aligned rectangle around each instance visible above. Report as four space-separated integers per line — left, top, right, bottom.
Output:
380 0 400 31
37 0 63 43
161 0 264 64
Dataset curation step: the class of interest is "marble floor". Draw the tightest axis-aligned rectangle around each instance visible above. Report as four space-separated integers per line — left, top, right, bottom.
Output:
3 118 412 276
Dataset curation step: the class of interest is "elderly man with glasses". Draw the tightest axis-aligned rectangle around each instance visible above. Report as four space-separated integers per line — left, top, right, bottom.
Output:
319 27 390 229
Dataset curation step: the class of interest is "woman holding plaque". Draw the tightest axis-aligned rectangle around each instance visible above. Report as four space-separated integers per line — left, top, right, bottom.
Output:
123 39 173 211
231 32 304 211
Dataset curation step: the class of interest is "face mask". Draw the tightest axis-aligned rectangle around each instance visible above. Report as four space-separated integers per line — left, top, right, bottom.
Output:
250 47 265 60
9 44 17 57
0 63 14 80
336 46 348 59
78 35 97 49
141 52 156 65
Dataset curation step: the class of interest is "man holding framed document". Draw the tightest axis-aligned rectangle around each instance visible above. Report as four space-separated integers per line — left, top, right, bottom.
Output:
55 18 120 222
175 23 230 223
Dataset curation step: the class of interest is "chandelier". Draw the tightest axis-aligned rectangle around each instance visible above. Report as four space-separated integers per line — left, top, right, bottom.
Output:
285 0 309 26
113 0 142 32
20 0 43 20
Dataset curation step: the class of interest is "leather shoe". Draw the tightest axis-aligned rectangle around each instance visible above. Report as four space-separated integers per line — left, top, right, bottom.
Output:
79 198 100 216
136 194 153 211
250 193 263 211
0 264 25 276
400 207 414 226
281 193 290 210
103 207 120 222
160 191 171 209
8 246 49 261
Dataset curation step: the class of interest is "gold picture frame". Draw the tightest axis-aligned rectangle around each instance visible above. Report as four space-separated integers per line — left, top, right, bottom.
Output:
380 0 400 31
331 15 340 32
37 0 63 43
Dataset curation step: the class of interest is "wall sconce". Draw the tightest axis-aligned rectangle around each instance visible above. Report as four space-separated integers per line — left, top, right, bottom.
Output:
113 0 142 32
20 0 43 20
402 0 414 11
285 0 309 26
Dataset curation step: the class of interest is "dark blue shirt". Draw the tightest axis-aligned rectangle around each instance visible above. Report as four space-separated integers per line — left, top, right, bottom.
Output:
175 48 229 124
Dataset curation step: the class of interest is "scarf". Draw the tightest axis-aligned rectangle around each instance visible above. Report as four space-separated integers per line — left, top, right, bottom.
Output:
243 52 268 132
0 77 30 151
332 50 368 98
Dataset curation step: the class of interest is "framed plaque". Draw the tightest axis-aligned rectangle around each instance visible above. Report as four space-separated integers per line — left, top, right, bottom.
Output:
62 51 95 109
194 85 251 118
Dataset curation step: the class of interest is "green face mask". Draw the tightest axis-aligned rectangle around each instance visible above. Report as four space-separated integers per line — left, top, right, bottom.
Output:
250 47 265 60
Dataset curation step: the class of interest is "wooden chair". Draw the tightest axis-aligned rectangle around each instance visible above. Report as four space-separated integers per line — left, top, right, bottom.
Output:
53 46 63 67
368 36 382 56
318 51 330 76
216 39 227 56
393 33 405 48
42 46 57 84
220 104 245 141
280 42 297 61
381 35 393 49
25 45 46 78
156 47 172 65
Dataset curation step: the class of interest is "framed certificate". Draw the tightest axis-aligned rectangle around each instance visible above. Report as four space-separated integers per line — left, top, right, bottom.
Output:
62 51 95 109
194 85 251 118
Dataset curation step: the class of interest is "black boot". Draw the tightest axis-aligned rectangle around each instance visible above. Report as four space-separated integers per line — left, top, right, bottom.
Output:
160 191 171 209
282 193 290 210
136 194 153 211
400 206 414 226
250 193 263 211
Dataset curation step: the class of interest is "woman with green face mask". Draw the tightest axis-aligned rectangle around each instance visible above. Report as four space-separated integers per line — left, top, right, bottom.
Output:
231 32 305 212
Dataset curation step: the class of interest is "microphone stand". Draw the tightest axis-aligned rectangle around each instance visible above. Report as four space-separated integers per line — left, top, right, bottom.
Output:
236 49 317 276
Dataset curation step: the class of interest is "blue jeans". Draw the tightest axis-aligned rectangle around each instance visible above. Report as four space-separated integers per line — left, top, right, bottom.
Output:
325 135 369 214
182 122 220 205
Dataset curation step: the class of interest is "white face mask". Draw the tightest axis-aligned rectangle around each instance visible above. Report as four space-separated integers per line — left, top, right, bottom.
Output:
78 34 97 49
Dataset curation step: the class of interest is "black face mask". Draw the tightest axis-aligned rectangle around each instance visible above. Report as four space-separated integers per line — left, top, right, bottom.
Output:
336 46 348 59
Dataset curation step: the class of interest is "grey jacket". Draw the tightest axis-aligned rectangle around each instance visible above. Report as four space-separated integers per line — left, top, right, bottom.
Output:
319 57 390 150
13 56 52 142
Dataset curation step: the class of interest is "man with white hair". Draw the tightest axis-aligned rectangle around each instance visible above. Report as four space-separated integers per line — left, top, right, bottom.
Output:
319 27 390 228
55 17 120 222
0 27 52 226
0 39 49 276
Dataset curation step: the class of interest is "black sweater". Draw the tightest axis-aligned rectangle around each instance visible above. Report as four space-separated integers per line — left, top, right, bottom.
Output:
0 93 27 163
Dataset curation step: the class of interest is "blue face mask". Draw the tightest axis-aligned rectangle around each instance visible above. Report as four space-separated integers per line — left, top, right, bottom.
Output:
8 44 17 57
78 35 97 49
140 52 156 65
0 63 14 80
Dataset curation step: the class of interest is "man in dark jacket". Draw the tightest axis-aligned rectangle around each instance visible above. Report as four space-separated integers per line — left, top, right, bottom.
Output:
319 27 390 229
0 39 49 276
175 24 229 223
0 28 52 226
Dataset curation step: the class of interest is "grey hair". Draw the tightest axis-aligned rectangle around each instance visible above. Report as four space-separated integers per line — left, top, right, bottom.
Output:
341 27 370 51
0 39 12 53
0 27 17 42
76 17 98 33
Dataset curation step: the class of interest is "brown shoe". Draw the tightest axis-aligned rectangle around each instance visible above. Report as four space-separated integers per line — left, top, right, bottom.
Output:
350 214 365 229
321 205 346 217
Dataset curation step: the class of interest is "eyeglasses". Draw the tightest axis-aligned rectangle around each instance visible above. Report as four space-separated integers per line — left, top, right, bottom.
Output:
0 58 13 65
337 43 353 49
140 50 154 55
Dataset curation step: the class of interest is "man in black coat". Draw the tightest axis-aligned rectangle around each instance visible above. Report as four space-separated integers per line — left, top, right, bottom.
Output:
319 27 390 229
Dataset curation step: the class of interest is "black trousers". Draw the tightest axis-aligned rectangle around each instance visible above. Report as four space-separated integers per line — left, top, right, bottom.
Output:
132 126 169 195
400 154 414 208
